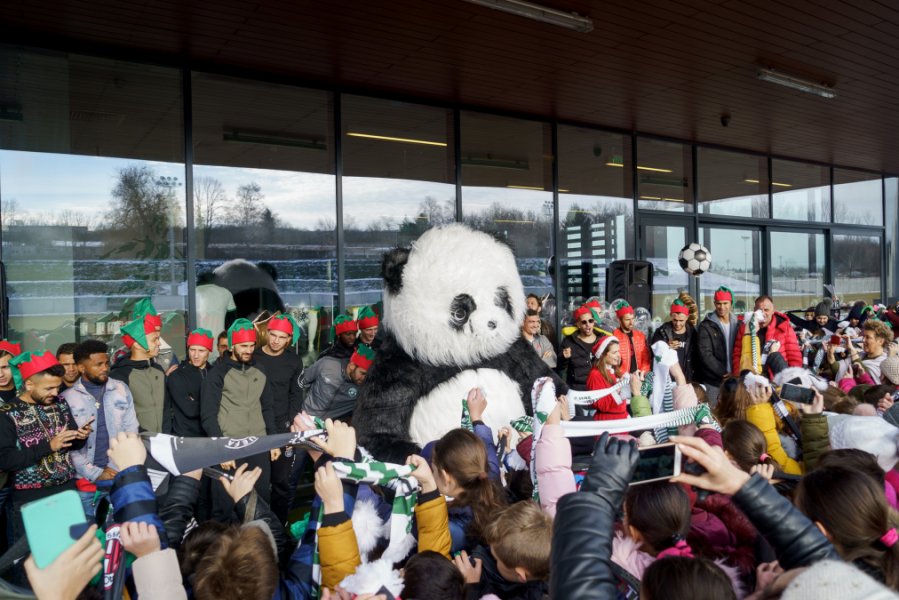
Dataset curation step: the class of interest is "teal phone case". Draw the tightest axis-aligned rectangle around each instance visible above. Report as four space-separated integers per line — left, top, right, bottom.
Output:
21 490 88 569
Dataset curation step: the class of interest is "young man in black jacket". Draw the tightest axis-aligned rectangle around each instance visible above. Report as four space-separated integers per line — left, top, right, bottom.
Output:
165 329 213 437
253 314 303 523
109 315 168 433
696 286 740 406
201 319 277 518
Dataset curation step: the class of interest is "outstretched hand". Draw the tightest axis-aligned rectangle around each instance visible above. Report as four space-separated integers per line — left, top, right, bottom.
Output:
670 435 750 496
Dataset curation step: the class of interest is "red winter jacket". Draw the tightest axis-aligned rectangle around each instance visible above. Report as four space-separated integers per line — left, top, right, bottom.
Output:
613 328 651 374
731 312 802 375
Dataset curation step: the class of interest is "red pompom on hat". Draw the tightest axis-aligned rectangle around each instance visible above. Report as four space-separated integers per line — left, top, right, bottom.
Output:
592 334 618 359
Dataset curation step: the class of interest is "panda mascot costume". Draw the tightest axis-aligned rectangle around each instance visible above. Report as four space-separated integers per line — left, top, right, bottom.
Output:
353 223 567 461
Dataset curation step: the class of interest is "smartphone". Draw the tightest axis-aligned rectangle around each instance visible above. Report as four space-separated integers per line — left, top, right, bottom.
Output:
830 335 842 346
80 416 96 429
630 443 681 486
779 382 816 404
21 490 89 568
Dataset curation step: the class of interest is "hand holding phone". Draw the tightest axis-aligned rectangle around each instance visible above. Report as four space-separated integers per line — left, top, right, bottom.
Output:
778 383 816 404
22 490 90 568
629 443 682 486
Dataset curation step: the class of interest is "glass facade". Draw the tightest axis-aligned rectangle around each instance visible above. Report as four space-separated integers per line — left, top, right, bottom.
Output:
0 43 892 357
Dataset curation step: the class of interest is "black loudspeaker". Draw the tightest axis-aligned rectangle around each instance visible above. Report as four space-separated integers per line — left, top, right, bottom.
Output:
606 260 653 313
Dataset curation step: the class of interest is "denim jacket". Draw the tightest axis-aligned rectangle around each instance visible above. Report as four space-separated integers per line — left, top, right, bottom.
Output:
61 378 140 481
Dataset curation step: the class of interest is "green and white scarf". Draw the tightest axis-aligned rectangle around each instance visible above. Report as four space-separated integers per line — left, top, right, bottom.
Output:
559 405 718 437
529 377 558 501
461 398 474 432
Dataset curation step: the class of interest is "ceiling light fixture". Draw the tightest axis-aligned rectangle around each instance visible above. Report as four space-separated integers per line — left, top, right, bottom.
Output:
744 178 793 188
462 155 529 171
346 132 447 147
757 67 836 99
462 0 593 32
223 130 326 150
605 162 673 173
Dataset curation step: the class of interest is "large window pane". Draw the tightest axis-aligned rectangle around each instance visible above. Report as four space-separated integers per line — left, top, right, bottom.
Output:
770 231 826 312
192 74 335 363
697 147 768 218
637 138 693 212
642 221 689 316
0 46 186 355
834 168 883 226
886 178 898 301
771 159 830 222
699 226 762 314
833 234 882 305
460 113 553 299
557 126 633 315
342 95 454 307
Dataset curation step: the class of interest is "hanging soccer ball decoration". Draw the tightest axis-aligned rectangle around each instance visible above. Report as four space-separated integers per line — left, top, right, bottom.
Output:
678 242 712 276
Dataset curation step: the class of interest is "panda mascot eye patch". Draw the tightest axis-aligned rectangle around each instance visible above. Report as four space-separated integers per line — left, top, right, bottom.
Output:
351 223 570 462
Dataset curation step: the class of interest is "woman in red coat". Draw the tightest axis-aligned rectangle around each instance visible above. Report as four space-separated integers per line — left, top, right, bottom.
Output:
587 335 641 421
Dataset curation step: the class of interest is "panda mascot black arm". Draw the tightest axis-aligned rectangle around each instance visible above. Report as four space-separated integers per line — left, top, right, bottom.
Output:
352 224 568 463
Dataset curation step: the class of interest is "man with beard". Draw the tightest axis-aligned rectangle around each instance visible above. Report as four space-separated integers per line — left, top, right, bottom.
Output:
253 315 303 523
166 329 214 437
201 319 277 518
62 339 139 517
0 351 91 537
109 314 168 433
612 300 651 375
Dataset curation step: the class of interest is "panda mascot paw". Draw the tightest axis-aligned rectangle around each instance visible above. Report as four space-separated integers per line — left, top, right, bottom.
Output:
352 223 567 462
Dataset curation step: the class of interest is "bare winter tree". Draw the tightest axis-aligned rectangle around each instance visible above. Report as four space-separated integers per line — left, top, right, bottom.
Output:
228 182 266 227
194 176 227 230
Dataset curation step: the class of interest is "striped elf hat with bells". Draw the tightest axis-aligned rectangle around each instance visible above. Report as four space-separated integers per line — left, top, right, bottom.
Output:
9 351 60 390
121 315 156 350
267 314 301 346
334 314 358 336
227 318 257 347
186 328 214 351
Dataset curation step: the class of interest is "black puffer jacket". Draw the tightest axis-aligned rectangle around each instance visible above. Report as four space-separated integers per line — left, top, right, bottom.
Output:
551 473 838 599
696 314 737 387
557 334 594 391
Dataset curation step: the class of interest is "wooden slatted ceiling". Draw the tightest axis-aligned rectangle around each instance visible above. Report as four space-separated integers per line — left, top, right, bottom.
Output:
3 0 899 173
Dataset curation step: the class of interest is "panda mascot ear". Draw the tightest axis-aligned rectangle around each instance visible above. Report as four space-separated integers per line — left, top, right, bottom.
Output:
381 247 411 295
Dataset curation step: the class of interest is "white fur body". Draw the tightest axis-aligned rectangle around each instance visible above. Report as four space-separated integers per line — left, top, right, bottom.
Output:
383 223 526 368
409 368 525 445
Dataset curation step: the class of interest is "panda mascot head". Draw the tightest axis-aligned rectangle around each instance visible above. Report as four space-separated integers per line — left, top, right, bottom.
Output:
381 223 527 367
353 223 563 461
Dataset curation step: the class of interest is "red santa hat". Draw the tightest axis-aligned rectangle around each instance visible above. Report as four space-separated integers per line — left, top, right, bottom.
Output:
592 335 619 359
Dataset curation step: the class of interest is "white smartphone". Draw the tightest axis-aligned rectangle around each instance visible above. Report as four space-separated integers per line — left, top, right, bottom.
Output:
630 443 682 486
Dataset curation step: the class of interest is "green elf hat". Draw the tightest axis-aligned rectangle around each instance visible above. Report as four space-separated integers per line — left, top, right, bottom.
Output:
132 297 162 331
267 314 301 346
350 343 375 370
334 314 358 336
187 328 214 351
121 316 155 350
713 286 734 303
10 351 60 391
227 318 257 347
614 300 634 318
0 340 23 357
670 299 690 316
356 305 379 330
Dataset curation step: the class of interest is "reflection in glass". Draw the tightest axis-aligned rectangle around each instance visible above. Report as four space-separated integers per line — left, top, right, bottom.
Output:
343 95 454 307
769 231 826 312
697 148 768 217
886 178 898 299
834 168 883 226
637 138 693 212
557 126 633 316
833 234 882 305
699 227 761 314
643 223 688 316
771 159 830 222
192 74 336 363
0 47 186 354
460 112 553 301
